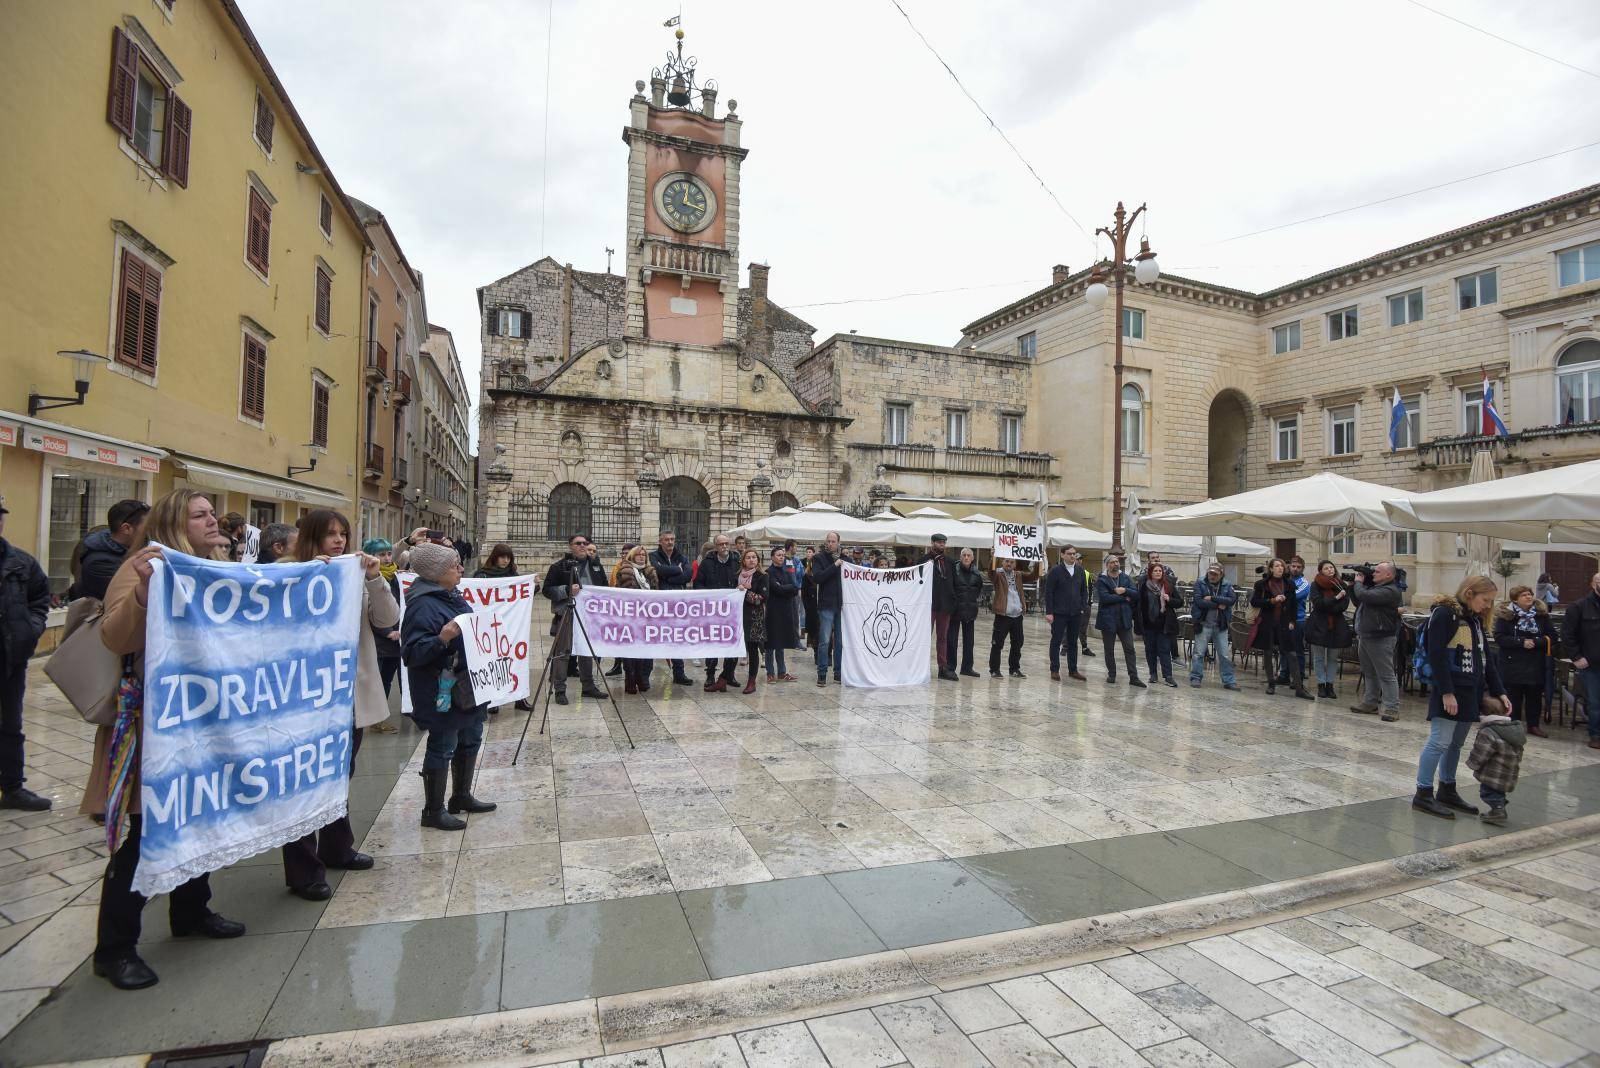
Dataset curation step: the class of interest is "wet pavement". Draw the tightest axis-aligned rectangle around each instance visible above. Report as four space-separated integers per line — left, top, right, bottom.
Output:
4 621 1600 1063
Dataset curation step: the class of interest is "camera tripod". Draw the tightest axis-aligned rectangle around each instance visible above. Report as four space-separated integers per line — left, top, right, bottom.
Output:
511 604 635 766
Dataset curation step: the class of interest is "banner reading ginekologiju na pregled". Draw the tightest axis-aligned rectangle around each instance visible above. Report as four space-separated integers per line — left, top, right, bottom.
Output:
570 586 745 659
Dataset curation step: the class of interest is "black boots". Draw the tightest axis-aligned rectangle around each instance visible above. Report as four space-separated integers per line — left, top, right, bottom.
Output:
420 768 466 830
447 752 497 815
1435 781 1479 815
1412 786 1455 819
1481 805 1508 825
1316 683 1336 699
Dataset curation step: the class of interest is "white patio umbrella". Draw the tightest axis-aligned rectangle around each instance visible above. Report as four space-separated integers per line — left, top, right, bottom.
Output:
1462 450 1502 578
755 501 898 545
1142 471 1411 538
1047 519 1115 551
1383 457 1600 544
724 506 797 540
885 507 990 548
1137 532 1271 558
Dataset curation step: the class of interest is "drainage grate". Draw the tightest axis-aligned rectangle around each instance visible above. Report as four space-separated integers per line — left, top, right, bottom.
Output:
148 1041 268 1068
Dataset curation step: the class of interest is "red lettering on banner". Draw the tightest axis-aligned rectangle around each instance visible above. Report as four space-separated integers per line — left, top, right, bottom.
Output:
0 426 15 447
41 435 68 456
139 455 159 472
97 447 119 464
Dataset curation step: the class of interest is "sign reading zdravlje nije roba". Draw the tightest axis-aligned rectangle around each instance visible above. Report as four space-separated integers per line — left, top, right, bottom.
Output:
993 521 1044 562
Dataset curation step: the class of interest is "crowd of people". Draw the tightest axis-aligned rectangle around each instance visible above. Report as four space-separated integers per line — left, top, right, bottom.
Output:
4 495 1600 990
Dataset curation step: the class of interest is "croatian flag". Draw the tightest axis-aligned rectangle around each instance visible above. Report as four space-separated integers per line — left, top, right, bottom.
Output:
1481 373 1508 437
1387 387 1406 452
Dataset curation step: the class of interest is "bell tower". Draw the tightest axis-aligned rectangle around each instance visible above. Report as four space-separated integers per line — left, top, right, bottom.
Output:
623 29 746 347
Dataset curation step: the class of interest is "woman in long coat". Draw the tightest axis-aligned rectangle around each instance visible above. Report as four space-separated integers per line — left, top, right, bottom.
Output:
737 548 769 694
764 546 800 681
800 546 820 648
1493 584 1554 738
612 544 659 694
1304 560 1353 700
1250 557 1312 699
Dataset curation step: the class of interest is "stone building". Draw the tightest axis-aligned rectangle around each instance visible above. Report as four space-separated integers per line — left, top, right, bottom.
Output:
956 183 1600 599
417 325 472 542
477 44 849 566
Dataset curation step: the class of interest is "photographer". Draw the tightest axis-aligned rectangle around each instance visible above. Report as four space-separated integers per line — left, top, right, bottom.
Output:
1349 560 1403 722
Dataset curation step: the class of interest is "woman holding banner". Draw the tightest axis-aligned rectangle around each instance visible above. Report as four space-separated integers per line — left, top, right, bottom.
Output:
86 490 247 990
738 548 769 694
278 511 399 901
402 542 496 830
613 545 659 694
765 547 800 682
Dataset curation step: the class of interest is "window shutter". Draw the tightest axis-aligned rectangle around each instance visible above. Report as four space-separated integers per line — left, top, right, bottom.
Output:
115 250 144 368
319 195 332 236
241 335 267 421
137 261 161 372
486 308 499 337
520 311 533 339
312 382 330 446
246 188 271 274
107 29 139 137
253 92 275 151
315 268 332 333
163 92 192 187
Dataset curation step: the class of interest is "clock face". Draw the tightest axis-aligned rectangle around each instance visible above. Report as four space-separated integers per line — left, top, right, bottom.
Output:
660 177 710 232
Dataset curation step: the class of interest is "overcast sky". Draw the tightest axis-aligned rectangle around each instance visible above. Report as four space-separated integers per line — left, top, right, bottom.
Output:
239 0 1600 442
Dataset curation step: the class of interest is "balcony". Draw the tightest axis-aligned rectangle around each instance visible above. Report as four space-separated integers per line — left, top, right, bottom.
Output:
642 238 727 283
365 341 388 383
393 369 411 405
364 442 384 480
1417 421 1600 468
850 442 1056 480
392 456 408 488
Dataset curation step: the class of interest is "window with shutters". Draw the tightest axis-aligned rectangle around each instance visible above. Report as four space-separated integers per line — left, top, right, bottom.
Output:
106 28 190 187
315 267 332 334
252 90 275 154
490 308 530 338
319 195 333 238
239 332 267 423
245 187 271 276
113 249 162 375
310 377 330 448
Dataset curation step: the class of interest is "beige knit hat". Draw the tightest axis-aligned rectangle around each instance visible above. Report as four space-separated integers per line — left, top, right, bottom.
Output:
409 541 460 582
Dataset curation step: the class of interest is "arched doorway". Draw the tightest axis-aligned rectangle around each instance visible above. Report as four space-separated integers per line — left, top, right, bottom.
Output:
660 476 711 555
770 490 799 512
1206 389 1252 498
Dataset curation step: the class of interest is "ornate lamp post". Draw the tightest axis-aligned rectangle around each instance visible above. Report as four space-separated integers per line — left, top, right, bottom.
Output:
1083 202 1159 549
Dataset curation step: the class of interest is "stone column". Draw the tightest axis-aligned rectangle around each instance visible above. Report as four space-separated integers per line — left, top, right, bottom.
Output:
484 444 514 549
636 468 661 546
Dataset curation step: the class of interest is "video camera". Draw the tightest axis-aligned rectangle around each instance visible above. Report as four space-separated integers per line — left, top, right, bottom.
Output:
1341 562 1407 587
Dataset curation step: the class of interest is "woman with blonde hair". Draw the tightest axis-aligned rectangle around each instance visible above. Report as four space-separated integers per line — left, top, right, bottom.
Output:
1413 574 1510 819
1493 584 1554 738
612 544 658 693
279 509 398 901
86 490 246 989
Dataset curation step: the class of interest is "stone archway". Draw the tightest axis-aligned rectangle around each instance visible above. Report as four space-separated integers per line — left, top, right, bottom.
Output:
660 476 711 556
1207 389 1252 498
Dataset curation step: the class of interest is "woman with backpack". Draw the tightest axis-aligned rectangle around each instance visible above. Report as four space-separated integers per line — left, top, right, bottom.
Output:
1413 575 1510 819
1493 584 1554 739
1305 560 1353 699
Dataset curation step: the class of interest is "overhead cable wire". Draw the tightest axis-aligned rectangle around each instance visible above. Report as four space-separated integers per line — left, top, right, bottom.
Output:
1402 0 1600 81
886 0 1095 252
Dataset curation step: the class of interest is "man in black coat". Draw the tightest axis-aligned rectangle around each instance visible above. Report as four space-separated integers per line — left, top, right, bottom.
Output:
0 503 52 811
71 499 148 603
811 532 845 685
692 533 742 691
925 534 957 681
1562 571 1600 748
542 534 608 704
649 529 695 686
1044 545 1091 681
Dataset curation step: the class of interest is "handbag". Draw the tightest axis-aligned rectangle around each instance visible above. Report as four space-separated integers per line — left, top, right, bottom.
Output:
44 598 122 726
435 652 479 715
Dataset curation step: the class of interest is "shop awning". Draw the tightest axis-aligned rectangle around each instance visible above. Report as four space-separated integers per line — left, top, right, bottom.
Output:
171 454 349 507
0 410 165 473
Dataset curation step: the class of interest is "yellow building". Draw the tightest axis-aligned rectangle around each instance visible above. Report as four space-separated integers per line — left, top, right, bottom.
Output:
0 0 368 598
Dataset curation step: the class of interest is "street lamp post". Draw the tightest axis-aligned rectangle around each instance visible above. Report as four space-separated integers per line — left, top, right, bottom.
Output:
1083 202 1159 551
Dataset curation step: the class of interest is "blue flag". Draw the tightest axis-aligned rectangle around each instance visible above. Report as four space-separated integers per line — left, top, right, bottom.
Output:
134 548 364 896
1388 387 1406 452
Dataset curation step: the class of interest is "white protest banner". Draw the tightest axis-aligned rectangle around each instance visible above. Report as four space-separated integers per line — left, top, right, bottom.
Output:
841 561 932 688
993 521 1045 563
396 571 538 713
135 549 365 896
570 586 745 658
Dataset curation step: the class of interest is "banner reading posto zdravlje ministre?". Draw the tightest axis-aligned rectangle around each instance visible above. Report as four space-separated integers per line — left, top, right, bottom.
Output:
136 550 365 896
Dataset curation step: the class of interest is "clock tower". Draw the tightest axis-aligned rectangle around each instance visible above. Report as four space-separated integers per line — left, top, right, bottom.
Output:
623 30 746 347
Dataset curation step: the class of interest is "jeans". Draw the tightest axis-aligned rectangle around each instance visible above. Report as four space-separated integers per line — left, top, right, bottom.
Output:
933 612 952 670
816 607 843 681
1142 632 1173 681
1357 634 1400 713
1506 682 1543 732
97 814 212 961
1101 628 1138 679
948 616 975 673
0 664 26 791
1480 785 1507 808
1417 715 1473 789
1049 616 1082 675
764 645 787 676
1190 623 1235 685
423 710 487 773
1310 644 1338 686
669 658 688 679
990 614 1024 673
1580 666 1600 739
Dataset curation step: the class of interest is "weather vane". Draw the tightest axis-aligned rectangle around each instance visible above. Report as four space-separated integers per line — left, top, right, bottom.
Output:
654 14 715 108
